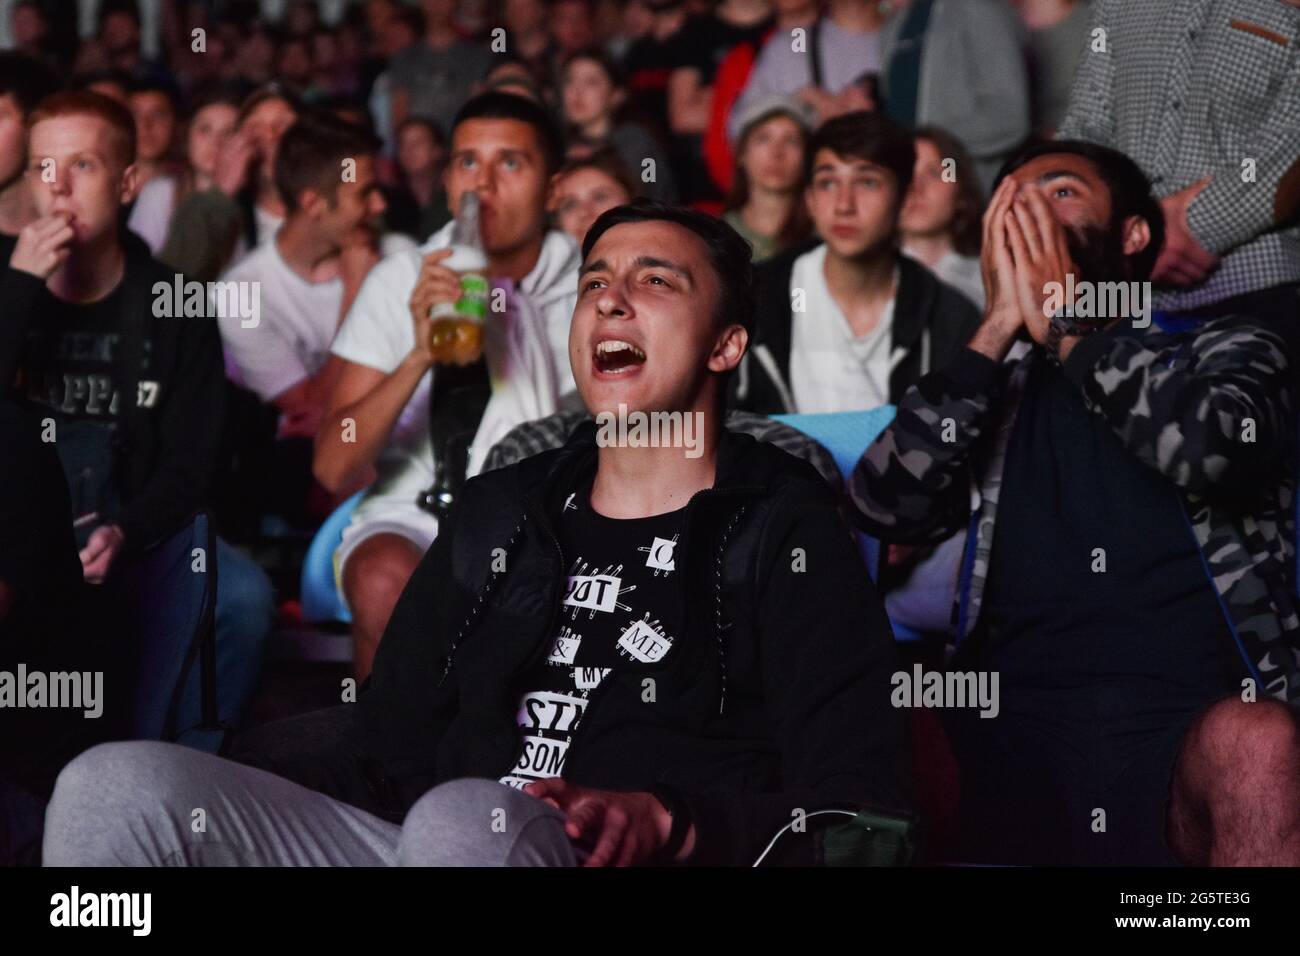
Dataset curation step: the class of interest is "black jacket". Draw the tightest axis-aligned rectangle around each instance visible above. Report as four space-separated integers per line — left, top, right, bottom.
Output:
730 243 981 413
351 422 908 864
1 230 227 549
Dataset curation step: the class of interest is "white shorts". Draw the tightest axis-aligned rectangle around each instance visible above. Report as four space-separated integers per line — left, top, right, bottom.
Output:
334 500 440 615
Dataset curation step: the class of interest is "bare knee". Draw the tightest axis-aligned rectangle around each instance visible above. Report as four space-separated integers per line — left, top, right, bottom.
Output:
342 534 422 625
1169 698 1300 865
342 534 423 678
1181 698 1299 774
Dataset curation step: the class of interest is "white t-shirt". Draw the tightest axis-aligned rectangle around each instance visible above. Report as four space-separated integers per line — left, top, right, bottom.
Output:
227 204 287 272
127 175 179 255
903 246 985 311
216 231 418 403
788 244 899 413
330 219 582 522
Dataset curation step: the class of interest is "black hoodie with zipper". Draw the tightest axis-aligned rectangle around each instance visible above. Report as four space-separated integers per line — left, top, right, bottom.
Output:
730 242 982 413
0 230 227 551
347 421 909 865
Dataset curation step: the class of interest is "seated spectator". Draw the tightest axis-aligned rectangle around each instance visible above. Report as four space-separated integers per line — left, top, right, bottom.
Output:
501 0 558 99
703 0 818 196
44 201 908 868
385 116 452 243
0 52 61 243
899 126 985 309
8 1 58 73
218 111 415 449
158 83 304 282
621 0 690 140
313 92 582 680
731 111 979 414
1014 0 1091 137
551 0 600 64
877 0 1031 193
607 0 652 61
726 0 884 143
560 48 677 202
387 0 491 140
721 96 813 264
124 80 180 194
1 90 271 737
548 148 637 246
309 29 357 100
74 3 172 89
666 0 774 208
127 83 243 256
851 139 1300 865
277 35 318 99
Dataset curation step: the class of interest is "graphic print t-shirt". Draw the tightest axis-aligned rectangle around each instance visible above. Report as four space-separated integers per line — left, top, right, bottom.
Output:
14 284 133 540
500 482 686 789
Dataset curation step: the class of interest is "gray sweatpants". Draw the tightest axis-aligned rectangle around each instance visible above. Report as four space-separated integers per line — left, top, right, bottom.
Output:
42 742 579 867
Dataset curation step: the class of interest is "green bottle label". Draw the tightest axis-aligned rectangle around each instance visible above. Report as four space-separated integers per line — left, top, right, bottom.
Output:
455 272 489 321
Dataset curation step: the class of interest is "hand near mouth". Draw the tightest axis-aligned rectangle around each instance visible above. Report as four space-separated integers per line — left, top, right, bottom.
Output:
10 212 76 280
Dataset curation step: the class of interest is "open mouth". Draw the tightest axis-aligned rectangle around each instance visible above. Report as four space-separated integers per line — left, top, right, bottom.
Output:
593 339 647 375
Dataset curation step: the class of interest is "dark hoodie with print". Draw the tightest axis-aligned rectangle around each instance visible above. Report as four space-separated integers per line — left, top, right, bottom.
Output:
272 422 909 865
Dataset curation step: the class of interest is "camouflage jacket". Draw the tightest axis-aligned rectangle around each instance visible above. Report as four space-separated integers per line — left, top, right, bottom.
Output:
849 317 1300 707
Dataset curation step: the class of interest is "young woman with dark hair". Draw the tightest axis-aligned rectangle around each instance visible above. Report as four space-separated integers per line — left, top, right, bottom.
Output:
899 126 986 309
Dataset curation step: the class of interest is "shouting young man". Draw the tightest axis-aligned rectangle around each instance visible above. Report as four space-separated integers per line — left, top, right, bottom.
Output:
851 140 1300 865
44 201 907 867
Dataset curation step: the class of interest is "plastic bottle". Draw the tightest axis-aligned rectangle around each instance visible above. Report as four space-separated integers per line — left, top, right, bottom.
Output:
428 191 489 365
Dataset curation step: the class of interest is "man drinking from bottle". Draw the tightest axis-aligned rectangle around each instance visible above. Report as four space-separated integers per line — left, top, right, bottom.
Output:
313 92 582 681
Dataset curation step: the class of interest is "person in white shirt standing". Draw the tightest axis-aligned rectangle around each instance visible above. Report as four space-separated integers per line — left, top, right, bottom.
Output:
314 92 581 680
217 111 415 444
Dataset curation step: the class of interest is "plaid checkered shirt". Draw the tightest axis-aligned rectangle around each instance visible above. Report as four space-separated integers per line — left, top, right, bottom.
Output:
1058 0 1300 311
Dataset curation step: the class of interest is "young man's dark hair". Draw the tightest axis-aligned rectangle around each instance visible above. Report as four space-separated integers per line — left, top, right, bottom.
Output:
804 111 916 198
0 50 62 114
451 90 564 177
396 114 445 149
994 139 1166 282
126 76 179 110
274 109 382 212
314 93 377 135
584 198 757 337
185 79 249 119
561 46 626 88
237 81 305 126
